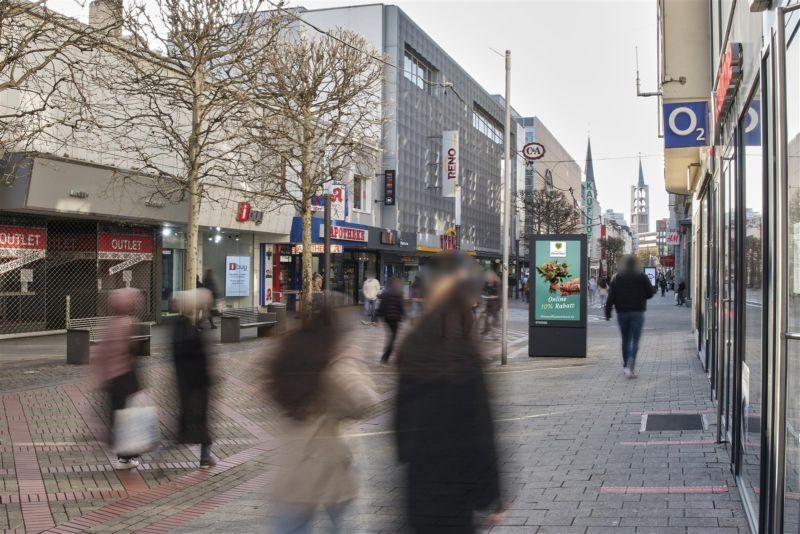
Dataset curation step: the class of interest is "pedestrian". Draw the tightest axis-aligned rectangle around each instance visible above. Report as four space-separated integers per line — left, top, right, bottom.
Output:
202 269 219 329
361 272 380 326
588 276 598 307
394 255 506 533
377 277 405 364
676 280 687 306
598 277 608 308
523 278 530 303
92 288 144 470
171 289 216 468
659 276 667 297
410 275 426 322
481 271 501 339
605 255 656 378
266 306 378 534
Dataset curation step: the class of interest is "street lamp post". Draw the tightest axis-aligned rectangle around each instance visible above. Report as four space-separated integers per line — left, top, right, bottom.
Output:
501 50 511 366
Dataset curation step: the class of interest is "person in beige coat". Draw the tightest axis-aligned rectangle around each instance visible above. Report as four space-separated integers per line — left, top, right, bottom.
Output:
266 308 378 533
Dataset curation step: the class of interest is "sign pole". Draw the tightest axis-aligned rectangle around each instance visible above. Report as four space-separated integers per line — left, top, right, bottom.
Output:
323 193 331 319
501 49 511 366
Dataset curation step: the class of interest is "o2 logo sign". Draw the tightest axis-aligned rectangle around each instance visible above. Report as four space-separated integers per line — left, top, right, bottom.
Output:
664 101 708 149
744 101 761 147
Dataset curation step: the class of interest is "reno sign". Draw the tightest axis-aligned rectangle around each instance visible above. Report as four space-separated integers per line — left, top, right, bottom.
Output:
441 130 459 198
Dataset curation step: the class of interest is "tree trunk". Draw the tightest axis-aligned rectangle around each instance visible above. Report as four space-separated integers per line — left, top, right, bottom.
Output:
185 177 201 296
300 196 314 330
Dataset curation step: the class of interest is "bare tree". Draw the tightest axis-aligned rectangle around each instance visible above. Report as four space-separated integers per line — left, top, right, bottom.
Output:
600 236 624 277
247 26 383 328
518 189 582 235
0 0 106 182
92 0 287 291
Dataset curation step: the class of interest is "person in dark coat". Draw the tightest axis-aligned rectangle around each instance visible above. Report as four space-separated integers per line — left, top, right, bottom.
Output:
394 255 505 533
202 269 219 329
377 277 405 364
172 289 215 468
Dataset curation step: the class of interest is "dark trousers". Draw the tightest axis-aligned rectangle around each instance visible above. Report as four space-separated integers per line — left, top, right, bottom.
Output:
617 311 645 370
381 321 400 363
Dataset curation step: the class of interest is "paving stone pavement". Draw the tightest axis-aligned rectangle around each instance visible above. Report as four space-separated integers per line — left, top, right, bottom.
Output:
0 297 750 533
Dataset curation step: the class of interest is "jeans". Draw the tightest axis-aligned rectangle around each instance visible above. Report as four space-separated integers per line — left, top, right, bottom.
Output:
274 502 350 534
363 299 377 323
617 311 645 370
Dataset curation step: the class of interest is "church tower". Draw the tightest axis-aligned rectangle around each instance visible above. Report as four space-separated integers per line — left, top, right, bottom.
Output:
630 157 650 234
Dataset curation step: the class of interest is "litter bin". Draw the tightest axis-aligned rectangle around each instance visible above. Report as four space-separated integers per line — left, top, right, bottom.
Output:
267 302 287 334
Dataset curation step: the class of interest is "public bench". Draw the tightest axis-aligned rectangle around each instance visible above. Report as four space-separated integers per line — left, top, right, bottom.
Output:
221 307 277 343
66 316 151 365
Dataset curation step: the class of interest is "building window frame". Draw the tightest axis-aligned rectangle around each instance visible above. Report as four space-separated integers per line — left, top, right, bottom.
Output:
351 175 372 214
403 46 434 91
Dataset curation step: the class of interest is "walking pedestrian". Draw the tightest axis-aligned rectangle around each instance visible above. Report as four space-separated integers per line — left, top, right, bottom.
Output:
202 269 219 329
361 272 380 326
266 307 378 534
598 277 608 308
605 255 656 378
410 275 425 322
588 276 598 307
659 276 667 297
394 256 505 533
481 271 501 340
378 277 405 364
676 280 687 306
171 289 216 468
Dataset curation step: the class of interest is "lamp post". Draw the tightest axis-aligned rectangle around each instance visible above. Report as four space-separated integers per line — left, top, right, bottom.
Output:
501 49 511 366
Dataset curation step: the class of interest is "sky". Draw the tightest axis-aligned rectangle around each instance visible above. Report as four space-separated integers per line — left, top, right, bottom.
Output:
48 0 667 225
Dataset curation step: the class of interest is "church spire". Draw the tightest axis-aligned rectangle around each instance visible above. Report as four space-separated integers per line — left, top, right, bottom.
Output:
585 137 595 184
637 154 645 188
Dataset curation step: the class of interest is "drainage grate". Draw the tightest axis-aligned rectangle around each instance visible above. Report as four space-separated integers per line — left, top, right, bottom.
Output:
641 414 706 432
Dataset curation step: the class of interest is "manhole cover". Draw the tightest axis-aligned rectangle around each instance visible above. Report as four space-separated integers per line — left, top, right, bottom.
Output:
642 414 706 432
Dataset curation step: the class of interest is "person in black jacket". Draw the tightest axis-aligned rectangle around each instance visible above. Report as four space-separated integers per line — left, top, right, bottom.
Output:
202 269 219 329
605 256 656 378
172 289 215 468
378 277 405 364
394 256 505 533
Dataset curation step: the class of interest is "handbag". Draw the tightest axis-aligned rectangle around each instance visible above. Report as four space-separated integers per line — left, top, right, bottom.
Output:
114 392 160 457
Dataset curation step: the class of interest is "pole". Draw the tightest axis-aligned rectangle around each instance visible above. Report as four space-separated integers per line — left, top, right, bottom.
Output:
323 193 331 317
455 180 462 250
501 50 511 366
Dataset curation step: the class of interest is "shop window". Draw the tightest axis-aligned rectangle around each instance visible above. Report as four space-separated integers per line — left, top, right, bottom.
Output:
352 175 371 214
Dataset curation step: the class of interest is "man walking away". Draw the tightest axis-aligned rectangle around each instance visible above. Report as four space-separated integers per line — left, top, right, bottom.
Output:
605 256 655 378
676 280 687 306
378 277 405 364
362 273 381 326
202 269 219 329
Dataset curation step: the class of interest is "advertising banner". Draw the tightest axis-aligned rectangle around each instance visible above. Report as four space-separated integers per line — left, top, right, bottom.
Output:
98 232 154 275
644 267 657 287
532 239 582 324
441 130 459 198
226 255 251 297
0 226 46 258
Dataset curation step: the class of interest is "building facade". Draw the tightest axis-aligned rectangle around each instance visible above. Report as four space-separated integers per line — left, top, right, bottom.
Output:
657 0 800 531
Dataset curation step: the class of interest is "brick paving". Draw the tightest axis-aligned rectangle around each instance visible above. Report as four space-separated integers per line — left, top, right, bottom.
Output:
0 298 751 533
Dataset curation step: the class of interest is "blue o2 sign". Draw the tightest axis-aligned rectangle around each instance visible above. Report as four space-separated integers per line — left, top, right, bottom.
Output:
663 101 708 148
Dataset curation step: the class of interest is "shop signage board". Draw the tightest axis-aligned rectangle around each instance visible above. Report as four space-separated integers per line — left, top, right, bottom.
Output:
522 142 546 161
319 225 368 242
666 232 680 245
0 226 46 258
384 170 396 206
225 255 250 297
660 255 675 268
529 234 587 358
714 42 743 122
441 130 459 198
291 244 343 254
236 202 264 225
98 232 154 275
663 101 708 148
328 182 346 220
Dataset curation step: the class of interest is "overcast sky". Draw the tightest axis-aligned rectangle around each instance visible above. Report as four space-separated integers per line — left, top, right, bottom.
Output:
49 0 666 225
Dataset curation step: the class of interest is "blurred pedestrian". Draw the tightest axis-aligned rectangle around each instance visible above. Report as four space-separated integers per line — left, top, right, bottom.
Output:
676 280 687 306
481 271 500 340
202 269 219 329
172 289 216 468
361 272 380 326
598 277 608 308
588 276 598 307
266 307 378 533
394 256 505 533
377 277 405 364
92 288 143 470
410 275 425 322
659 276 667 297
605 255 656 378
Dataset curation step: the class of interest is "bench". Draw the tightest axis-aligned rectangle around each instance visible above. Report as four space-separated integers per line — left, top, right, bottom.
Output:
67 316 152 365
221 308 277 343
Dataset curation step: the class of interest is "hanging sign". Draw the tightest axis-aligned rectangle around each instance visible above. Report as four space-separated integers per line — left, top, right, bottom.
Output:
441 130 459 198
522 142 546 161
714 42 743 122
384 170 396 206
663 101 708 148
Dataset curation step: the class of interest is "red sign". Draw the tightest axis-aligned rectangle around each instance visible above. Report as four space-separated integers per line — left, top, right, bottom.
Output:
440 234 456 251
236 202 251 222
328 226 367 242
0 227 46 252
98 233 154 254
715 42 743 121
660 255 675 267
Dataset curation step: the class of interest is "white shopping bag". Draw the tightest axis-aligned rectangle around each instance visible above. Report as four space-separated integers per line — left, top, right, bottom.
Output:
113 392 160 457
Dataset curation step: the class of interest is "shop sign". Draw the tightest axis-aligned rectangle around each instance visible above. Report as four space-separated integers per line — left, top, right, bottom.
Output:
236 201 264 225
319 225 368 242
714 42 743 122
744 100 761 146
98 232 154 275
441 130 459 198
225 255 250 297
0 226 46 258
663 101 708 148
522 142 546 161
666 232 680 245
381 230 397 245
440 234 456 251
400 256 419 265
660 255 675 267
329 183 345 220
292 244 343 254
384 170 396 206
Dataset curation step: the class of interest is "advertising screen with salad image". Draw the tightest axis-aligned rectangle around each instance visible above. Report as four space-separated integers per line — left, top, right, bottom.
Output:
532 239 584 324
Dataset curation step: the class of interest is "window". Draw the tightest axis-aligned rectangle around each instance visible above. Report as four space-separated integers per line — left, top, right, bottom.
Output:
472 105 503 144
404 48 433 91
351 175 371 214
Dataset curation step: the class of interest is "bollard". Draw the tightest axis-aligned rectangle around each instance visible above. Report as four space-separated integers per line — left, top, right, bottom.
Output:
267 302 287 334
